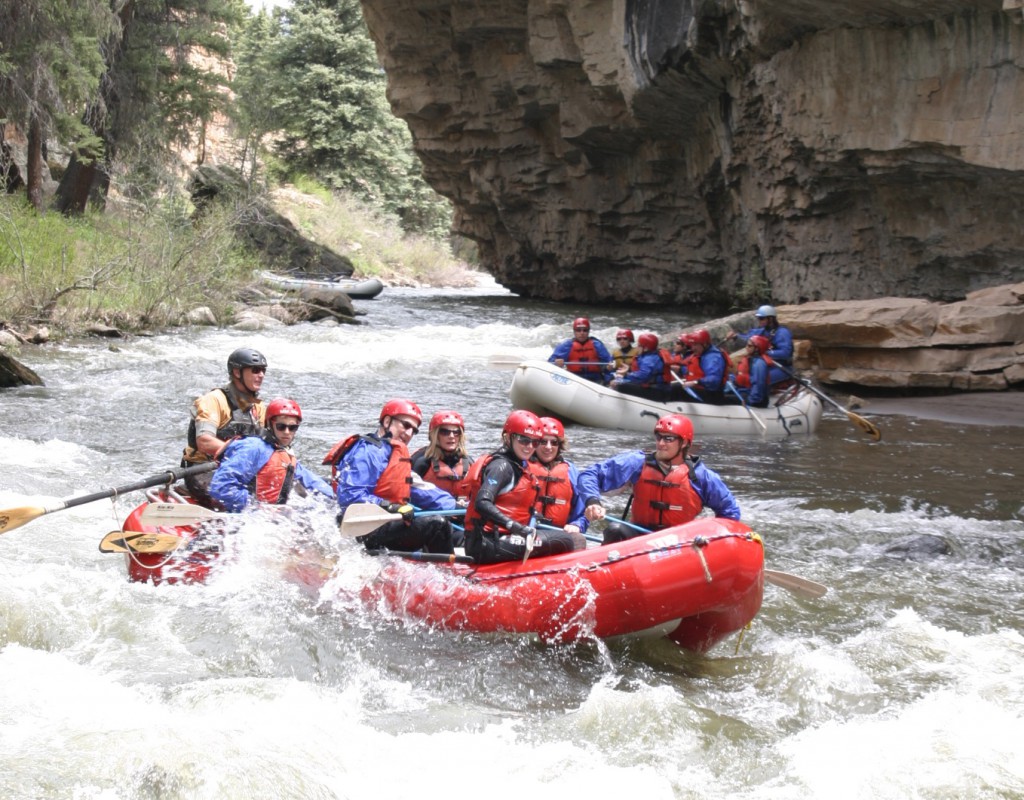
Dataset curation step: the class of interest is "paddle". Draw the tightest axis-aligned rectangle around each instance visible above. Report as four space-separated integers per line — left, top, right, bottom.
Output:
588 516 827 599
98 530 184 554
139 502 231 526
488 355 613 369
775 364 881 441
725 380 769 434
0 462 217 535
669 371 703 401
339 503 466 538
367 549 475 565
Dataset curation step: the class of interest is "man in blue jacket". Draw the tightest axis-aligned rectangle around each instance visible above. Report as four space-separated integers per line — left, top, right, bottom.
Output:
209 398 333 513
578 414 740 544
325 398 456 554
726 304 794 386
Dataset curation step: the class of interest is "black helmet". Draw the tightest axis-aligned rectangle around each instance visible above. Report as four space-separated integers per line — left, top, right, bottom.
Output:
227 347 268 373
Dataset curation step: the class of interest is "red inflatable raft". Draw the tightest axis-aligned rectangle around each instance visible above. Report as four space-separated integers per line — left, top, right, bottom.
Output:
358 517 764 652
115 501 764 652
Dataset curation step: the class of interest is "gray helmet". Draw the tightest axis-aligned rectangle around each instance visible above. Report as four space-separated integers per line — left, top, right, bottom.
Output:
755 304 777 318
227 347 268 373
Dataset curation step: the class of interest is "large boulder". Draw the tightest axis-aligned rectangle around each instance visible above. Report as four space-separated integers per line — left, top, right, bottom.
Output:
0 349 43 388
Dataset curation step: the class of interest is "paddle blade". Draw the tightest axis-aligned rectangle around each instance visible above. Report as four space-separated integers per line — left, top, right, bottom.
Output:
846 410 882 441
339 503 400 538
0 505 48 534
99 530 184 554
140 502 228 526
764 569 828 599
487 354 526 369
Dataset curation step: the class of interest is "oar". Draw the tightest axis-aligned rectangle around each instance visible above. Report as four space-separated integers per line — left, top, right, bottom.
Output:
139 502 231 526
592 516 828 599
669 371 703 401
488 355 613 369
98 530 185 554
339 503 465 538
776 364 881 441
725 380 768 434
0 462 217 535
367 549 475 565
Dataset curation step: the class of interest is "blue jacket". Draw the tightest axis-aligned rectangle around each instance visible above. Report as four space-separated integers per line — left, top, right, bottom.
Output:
577 450 741 521
737 356 770 408
736 325 794 365
697 348 728 392
619 351 665 386
209 436 333 513
335 436 457 513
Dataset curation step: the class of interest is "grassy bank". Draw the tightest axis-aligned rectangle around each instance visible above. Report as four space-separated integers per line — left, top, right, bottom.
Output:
0 183 478 339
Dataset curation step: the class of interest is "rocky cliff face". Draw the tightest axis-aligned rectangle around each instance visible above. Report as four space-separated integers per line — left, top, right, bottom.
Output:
359 0 1024 307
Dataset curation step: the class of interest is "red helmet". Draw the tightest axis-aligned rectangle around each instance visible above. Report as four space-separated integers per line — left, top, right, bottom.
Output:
539 416 565 440
616 329 634 343
380 398 422 426
266 397 302 422
637 332 659 351
503 409 542 439
748 334 771 355
654 414 693 443
429 410 464 432
691 329 712 347
572 317 590 331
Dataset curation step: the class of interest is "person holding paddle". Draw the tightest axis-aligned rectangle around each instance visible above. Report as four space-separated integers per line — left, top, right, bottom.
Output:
527 417 588 548
725 304 794 387
677 329 729 403
180 347 269 507
463 410 579 564
728 335 772 408
208 398 333 513
325 399 456 555
548 317 613 384
578 413 740 544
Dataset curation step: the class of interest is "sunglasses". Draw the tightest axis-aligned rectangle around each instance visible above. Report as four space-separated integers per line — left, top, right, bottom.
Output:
512 433 539 447
655 433 680 443
574 327 589 332
248 366 267 374
437 427 461 436
616 337 630 342
538 438 560 447
394 419 419 435
274 422 299 432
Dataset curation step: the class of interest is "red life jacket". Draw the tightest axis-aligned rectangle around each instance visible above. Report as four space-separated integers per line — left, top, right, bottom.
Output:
567 338 605 376
527 458 574 527
251 447 296 505
464 453 540 533
733 353 774 388
322 434 413 501
631 455 703 530
660 349 683 383
421 455 473 498
681 354 704 380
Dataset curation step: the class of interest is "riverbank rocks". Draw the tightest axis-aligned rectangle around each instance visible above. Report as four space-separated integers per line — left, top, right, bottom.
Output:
741 282 1024 391
0 350 43 388
360 1 1024 307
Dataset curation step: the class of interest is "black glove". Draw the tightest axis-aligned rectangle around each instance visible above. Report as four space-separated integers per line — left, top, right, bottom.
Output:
383 502 415 523
507 521 535 540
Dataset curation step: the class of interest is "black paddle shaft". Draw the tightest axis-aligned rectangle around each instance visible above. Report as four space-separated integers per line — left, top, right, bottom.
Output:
61 462 217 511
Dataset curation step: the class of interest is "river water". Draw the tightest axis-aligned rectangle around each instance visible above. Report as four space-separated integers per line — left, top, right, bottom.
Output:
2 279 1022 799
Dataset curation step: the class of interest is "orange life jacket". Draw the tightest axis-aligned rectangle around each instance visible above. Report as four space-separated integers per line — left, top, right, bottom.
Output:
631 455 703 530
567 339 605 376
528 458 574 527
322 434 413 501
420 455 473 498
464 453 540 533
733 353 774 388
251 447 296 505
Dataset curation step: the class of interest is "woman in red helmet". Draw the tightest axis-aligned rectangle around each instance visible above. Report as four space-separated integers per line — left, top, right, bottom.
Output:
578 413 740 544
527 417 588 549
610 332 668 400
730 335 772 408
208 397 333 513
325 398 456 555
547 317 614 384
611 329 640 371
463 410 579 564
411 410 473 502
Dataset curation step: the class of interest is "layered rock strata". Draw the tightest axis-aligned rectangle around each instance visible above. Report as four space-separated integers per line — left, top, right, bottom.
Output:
360 0 1024 306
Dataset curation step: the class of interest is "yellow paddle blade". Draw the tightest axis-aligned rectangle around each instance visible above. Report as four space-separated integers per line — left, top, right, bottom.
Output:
99 531 184 554
0 505 47 534
339 502 401 538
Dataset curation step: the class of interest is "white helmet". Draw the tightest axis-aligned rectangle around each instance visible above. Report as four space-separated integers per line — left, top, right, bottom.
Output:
755 304 777 318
